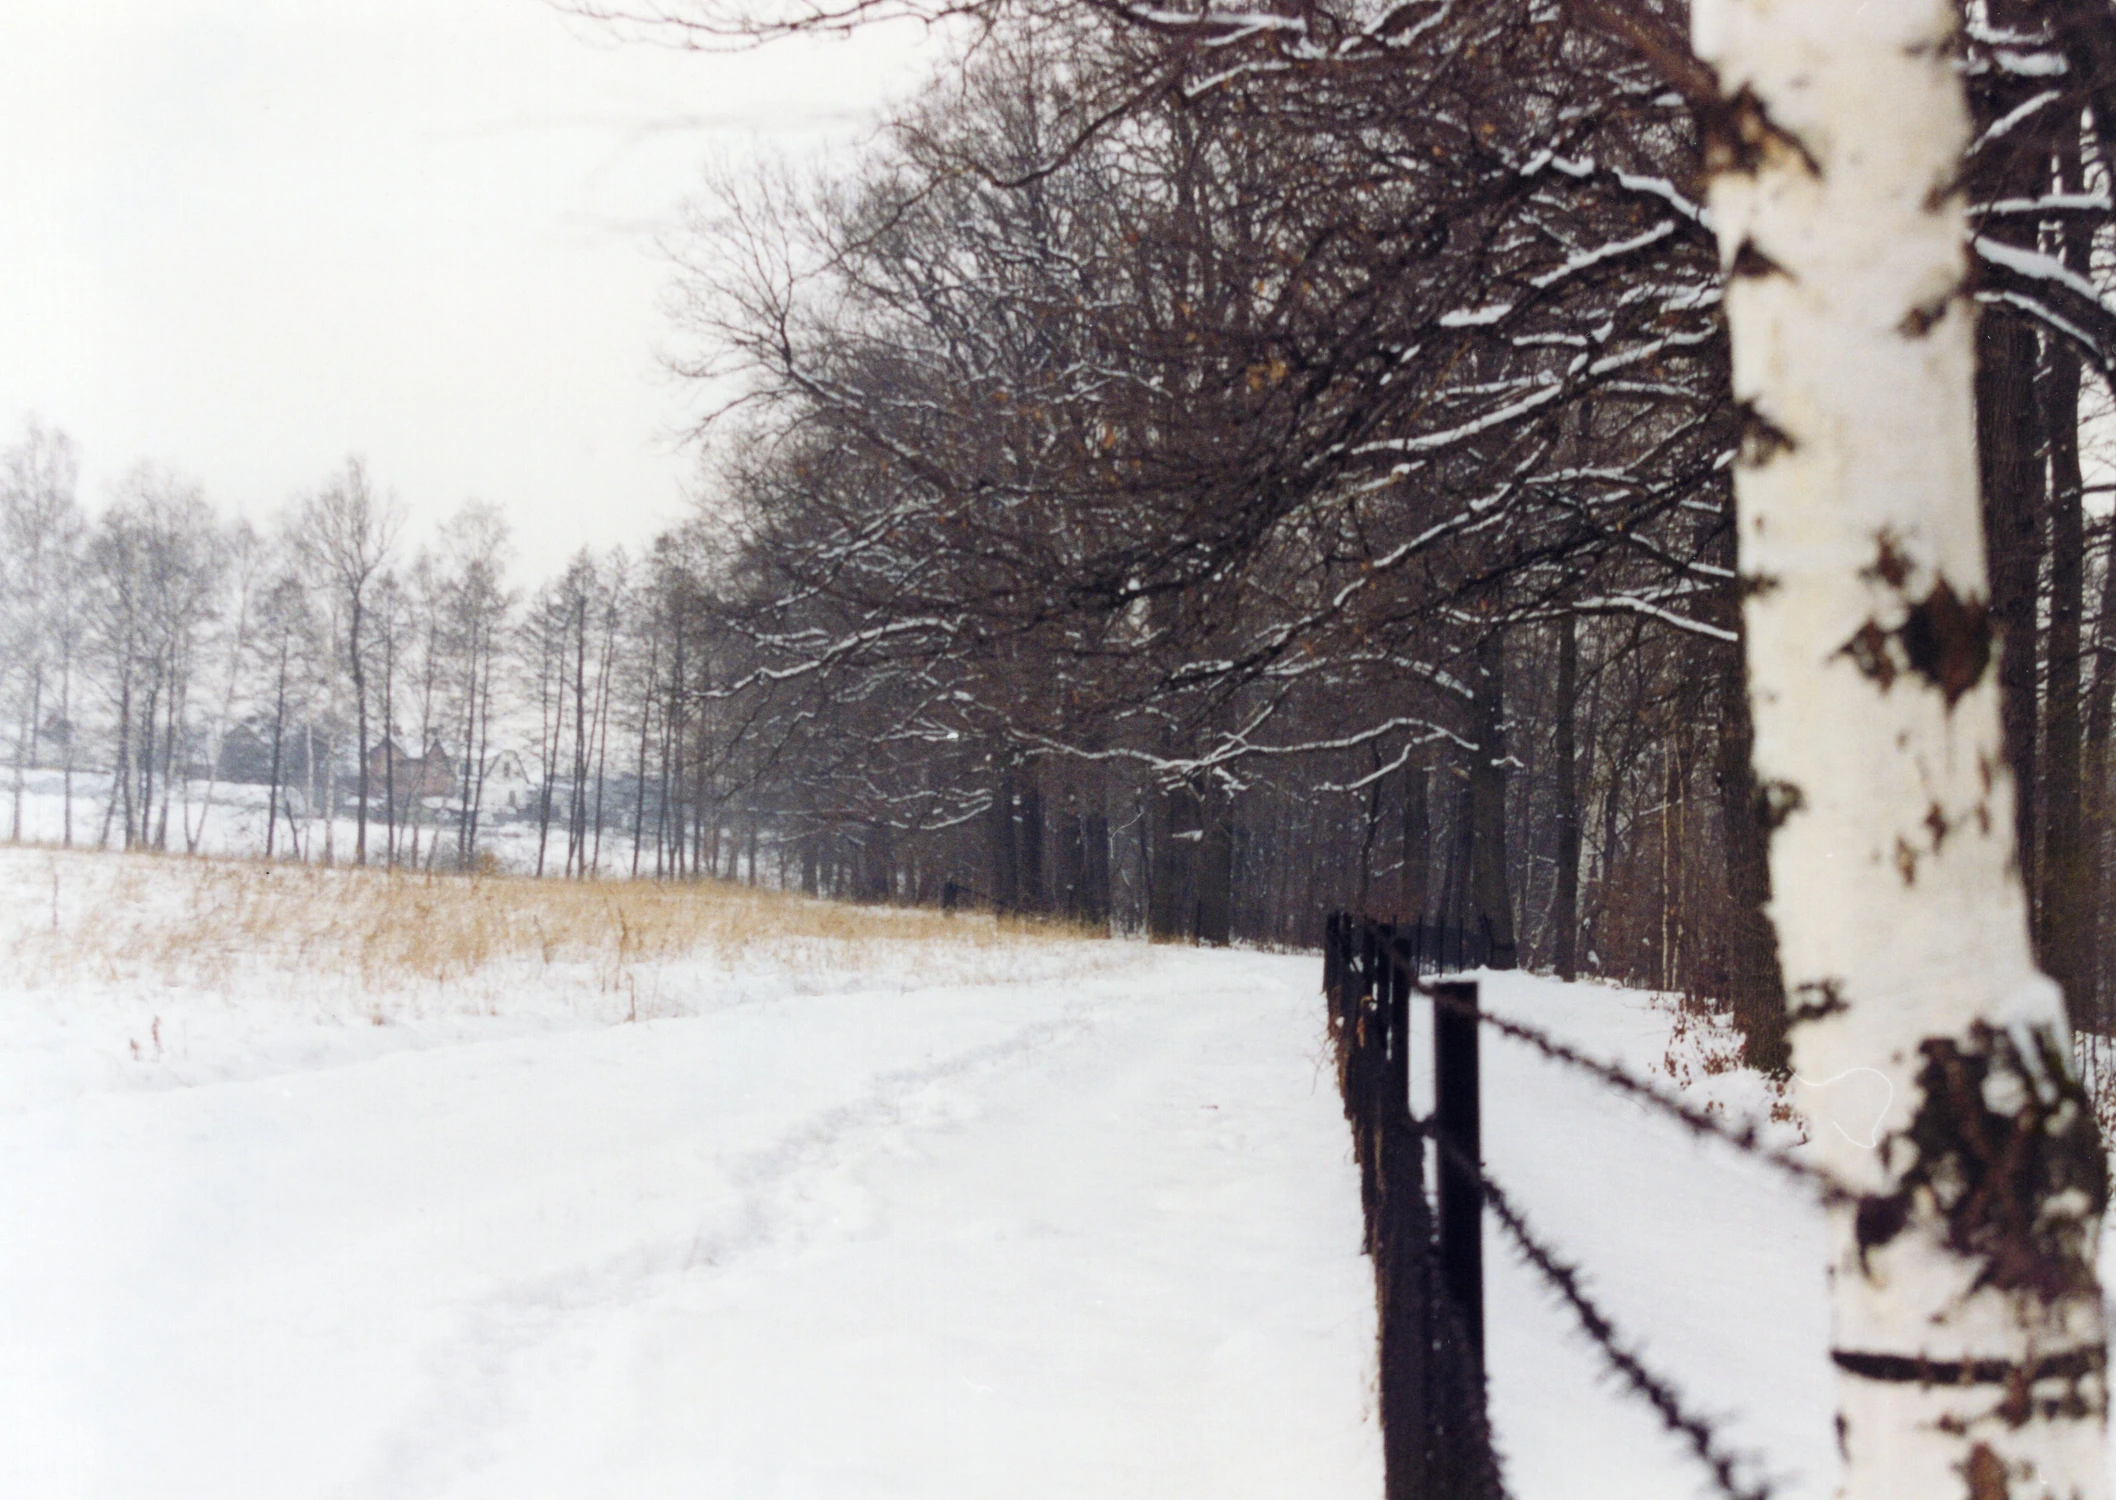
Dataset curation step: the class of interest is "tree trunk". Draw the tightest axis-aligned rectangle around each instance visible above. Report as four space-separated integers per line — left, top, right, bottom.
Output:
1056 784 1088 922
1401 763 1430 922
2086 509 2116 1025
1693 0 2109 1489
1979 309 2046 916
631 641 655 880
136 682 156 851
101 670 129 850
1017 769 1045 915
456 630 479 870
1355 752 1384 915
990 766 1020 915
265 636 288 860
382 624 397 866
321 722 338 864
652 686 673 880
1972 0 2052 929
1717 629 1789 1071
469 650 494 866
1468 628 1516 967
859 823 890 902
352 597 369 866
1147 776 1199 940
1081 803 1111 928
688 672 709 877
2040 127 2093 1031
2043 340 2089 1028
1196 791 1234 946
590 607 615 878
11 665 34 842
153 674 180 852
535 627 562 879
1553 615 1581 981
569 598 586 877
58 651 72 848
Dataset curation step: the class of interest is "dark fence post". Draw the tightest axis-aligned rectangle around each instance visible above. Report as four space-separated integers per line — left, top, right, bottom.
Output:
1375 930 1431 1500
1323 913 1344 1047
1433 979 1485 1370
1328 915 1497 1498
1351 923 1382 1253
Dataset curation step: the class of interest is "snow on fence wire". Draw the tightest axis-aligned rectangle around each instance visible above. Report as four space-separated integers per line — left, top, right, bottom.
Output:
1323 914 1835 1500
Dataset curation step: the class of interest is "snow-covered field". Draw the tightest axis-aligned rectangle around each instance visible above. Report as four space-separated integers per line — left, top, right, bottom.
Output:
0 844 2101 1499
0 766 626 875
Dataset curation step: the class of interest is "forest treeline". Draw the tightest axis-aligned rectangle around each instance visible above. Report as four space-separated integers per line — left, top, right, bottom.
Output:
11 0 2116 1066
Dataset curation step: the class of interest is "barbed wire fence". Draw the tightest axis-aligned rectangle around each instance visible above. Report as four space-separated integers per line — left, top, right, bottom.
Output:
1323 915 1847 1500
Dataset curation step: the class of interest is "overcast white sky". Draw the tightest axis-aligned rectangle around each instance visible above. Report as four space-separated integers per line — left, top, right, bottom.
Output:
0 0 939 579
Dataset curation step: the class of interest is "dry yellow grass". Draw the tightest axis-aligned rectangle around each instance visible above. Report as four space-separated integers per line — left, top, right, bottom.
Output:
11 847 1101 1000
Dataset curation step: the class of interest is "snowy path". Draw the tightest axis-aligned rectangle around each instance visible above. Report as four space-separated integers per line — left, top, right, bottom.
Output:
0 946 1380 1500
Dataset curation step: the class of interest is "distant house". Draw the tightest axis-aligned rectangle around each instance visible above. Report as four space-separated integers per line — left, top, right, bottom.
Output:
482 749 533 814
365 738 457 804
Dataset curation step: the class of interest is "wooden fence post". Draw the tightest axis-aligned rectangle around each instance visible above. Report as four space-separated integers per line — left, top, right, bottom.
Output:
1434 978 1485 1370
1376 931 1431 1500
1329 915 1496 1497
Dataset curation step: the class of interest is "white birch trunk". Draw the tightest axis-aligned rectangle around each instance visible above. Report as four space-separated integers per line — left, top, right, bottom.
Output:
1692 0 2109 1494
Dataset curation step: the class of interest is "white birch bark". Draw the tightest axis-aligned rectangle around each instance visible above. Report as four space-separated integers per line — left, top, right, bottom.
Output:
1691 0 2109 1494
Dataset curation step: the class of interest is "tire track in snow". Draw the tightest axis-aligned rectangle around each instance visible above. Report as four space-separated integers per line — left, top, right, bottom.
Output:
678 1001 1102 1272
360 995 1106 1495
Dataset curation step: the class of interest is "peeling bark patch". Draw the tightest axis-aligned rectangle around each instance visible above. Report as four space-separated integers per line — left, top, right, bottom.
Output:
1839 1344 2107 1431
1842 620 1898 689
1788 977 1847 1025
1854 1191 1911 1255
1736 401 1797 467
1761 779 1805 831
1898 288 1959 339
1864 531 1914 590
1832 1345 2107 1388
1857 1024 2106 1304
1845 585 1994 706
1730 237 1790 280
1842 549 1995 708
1899 580 1993 707
1702 84 1823 178
1964 1440 2008 1499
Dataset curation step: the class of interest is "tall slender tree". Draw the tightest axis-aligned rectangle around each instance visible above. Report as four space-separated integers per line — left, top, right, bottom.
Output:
292 459 401 866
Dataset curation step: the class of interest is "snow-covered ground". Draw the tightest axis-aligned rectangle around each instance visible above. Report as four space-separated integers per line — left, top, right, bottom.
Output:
1 844 2100 1498
0 849 1377 1499
1474 972 1832 1499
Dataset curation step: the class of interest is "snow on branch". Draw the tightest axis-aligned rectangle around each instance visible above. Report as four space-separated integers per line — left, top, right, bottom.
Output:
1573 594 1737 642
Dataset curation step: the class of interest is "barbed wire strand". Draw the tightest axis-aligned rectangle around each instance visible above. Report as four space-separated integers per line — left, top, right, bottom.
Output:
1434 1135 1781 1500
1418 983 1857 1207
